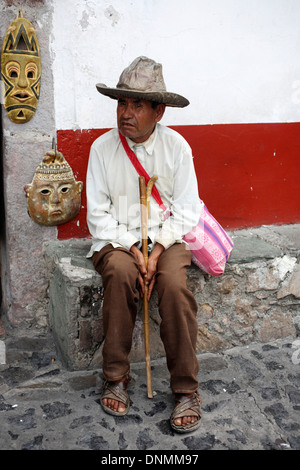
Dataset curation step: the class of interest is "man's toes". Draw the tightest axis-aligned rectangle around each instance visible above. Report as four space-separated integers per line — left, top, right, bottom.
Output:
174 417 182 426
103 397 125 413
118 402 126 413
111 399 118 411
184 416 196 425
107 398 115 410
174 416 197 427
113 401 119 411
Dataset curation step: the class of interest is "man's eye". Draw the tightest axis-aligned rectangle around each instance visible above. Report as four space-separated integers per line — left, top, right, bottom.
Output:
41 189 51 195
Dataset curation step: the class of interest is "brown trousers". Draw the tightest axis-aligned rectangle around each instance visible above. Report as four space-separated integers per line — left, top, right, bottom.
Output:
92 243 199 394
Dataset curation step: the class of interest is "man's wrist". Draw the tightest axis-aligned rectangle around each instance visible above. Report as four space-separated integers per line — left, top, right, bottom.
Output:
150 242 164 260
130 243 140 255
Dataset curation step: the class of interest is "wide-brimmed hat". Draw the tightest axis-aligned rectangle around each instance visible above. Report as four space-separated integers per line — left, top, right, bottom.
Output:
96 56 189 108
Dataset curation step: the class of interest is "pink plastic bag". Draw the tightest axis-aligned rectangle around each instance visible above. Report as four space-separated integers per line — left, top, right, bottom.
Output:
183 204 234 276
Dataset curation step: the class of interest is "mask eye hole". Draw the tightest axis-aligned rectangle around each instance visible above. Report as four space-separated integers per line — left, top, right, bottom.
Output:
60 186 70 194
40 189 51 195
6 62 20 79
26 63 38 80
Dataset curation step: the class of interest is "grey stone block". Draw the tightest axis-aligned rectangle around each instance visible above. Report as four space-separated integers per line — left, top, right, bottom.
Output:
48 255 103 370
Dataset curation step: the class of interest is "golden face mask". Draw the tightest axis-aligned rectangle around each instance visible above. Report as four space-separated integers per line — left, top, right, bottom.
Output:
1 10 41 123
24 150 83 226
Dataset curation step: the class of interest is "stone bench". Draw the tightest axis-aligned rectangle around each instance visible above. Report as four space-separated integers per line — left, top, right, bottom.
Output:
43 224 300 370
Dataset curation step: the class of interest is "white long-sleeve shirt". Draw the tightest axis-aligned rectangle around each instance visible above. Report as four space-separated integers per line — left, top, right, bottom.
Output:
86 123 202 257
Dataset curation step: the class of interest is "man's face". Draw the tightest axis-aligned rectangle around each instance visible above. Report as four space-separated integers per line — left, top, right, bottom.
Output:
117 97 165 143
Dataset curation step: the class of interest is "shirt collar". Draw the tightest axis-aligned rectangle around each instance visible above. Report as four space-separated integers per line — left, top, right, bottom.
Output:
126 124 158 156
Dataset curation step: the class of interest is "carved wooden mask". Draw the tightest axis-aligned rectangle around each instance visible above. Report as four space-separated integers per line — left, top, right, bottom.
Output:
1 10 41 123
24 150 83 226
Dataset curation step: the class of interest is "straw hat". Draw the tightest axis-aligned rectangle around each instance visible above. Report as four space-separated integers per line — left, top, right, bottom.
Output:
96 56 189 108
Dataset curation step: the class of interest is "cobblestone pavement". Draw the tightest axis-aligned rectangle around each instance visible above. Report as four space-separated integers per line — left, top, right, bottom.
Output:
0 334 299 451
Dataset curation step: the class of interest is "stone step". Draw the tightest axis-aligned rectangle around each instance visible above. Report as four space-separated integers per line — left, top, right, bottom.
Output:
43 224 300 370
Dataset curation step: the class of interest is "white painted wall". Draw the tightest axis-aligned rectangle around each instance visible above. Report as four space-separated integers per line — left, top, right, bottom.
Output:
50 0 300 130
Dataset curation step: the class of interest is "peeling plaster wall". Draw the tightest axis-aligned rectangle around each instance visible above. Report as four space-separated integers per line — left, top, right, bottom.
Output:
51 0 300 130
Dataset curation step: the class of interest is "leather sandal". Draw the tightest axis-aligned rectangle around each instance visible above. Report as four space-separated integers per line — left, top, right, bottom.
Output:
170 392 202 433
101 376 131 417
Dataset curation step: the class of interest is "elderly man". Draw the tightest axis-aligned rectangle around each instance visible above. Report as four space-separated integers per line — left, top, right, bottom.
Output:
86 56 202 433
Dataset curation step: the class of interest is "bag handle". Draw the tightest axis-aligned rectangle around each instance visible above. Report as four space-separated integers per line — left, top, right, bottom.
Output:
119 131 167 211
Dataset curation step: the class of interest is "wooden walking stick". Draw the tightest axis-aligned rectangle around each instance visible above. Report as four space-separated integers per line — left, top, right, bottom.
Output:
139 175 158 399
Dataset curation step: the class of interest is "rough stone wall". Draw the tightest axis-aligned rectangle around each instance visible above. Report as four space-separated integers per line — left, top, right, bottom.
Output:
44 225 300 370
0 1 56 328
193 226 300 352
193 258 300 352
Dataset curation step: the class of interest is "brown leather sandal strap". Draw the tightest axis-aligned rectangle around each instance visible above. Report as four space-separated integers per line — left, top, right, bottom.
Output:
172 393 202 420
101 381 129 406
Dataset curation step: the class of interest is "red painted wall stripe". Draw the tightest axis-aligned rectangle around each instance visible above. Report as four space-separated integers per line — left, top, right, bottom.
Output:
56 122 300 240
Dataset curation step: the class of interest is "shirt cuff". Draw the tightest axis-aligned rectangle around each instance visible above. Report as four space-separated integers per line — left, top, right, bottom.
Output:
116 232 140 251
154 232 179 251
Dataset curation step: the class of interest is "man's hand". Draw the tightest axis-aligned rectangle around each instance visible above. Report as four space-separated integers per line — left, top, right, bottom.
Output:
145 243 164 299
130 243 164 300
130 244 147 296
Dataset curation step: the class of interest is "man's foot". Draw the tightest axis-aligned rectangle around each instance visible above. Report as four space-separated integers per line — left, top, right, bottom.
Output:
102 395 127 414
170 392 202 433
101 377 131 416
